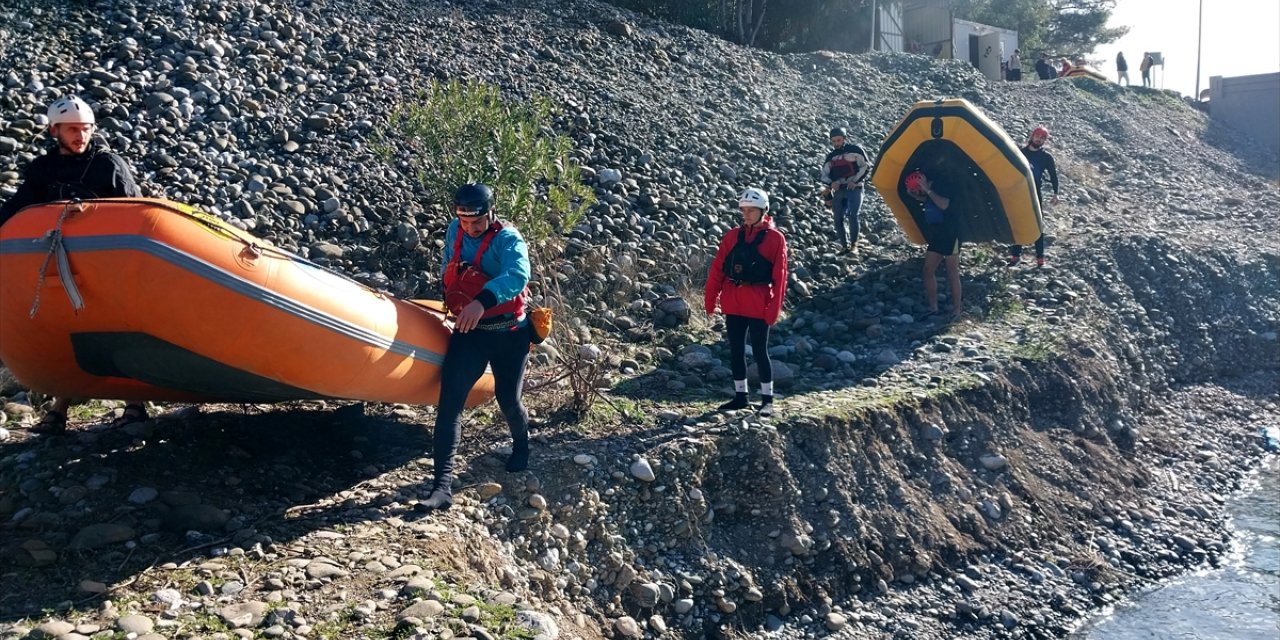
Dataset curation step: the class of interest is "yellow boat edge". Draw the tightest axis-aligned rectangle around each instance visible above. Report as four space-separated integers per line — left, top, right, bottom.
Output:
871 98 1044 246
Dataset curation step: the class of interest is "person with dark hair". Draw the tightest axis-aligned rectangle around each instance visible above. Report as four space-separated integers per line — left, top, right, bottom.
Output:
418 183 533 513
1008 48 1022 81
1116 51 1130 86
1140 52 1155 87
705 188 788 417
1035 52 1054 80
1008 126 1060 267
820 127 872 255
1 95 146 434
904 171 962 322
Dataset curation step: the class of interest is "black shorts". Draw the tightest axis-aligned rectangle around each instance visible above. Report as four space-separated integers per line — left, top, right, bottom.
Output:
925 222 960 256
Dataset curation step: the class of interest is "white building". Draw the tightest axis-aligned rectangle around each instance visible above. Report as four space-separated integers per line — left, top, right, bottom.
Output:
870 0 1019 82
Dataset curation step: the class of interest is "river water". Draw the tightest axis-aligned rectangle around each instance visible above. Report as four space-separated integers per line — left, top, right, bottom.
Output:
1075 457 1280 639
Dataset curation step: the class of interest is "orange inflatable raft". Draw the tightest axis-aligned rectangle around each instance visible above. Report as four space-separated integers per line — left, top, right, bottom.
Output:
0 198 493 407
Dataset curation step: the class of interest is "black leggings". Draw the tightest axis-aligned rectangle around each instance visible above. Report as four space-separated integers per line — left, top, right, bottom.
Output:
725 314 771 383
432 326 530 487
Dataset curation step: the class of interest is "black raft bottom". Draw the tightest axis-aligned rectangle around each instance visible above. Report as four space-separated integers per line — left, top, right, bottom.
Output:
71 331 331 402
898 139 1017 245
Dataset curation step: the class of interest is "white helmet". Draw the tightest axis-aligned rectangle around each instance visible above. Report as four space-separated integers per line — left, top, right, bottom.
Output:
47 96 95 126
738 187 769 210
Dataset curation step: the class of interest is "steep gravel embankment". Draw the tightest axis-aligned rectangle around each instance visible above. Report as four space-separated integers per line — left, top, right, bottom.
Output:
1 1 1278 639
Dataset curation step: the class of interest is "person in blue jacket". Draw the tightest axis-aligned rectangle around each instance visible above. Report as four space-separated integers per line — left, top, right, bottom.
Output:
419 183 533 512
905 170 963 321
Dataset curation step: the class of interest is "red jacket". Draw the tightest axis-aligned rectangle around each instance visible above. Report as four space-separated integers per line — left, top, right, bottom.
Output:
704 217 788 325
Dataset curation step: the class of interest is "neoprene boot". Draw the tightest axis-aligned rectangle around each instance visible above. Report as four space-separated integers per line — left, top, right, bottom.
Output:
416 482 453 512
718 392 750 412
758 395 775 417
506 443 530 472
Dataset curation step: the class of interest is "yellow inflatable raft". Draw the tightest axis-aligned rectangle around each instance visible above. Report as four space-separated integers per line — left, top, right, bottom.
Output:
871 98 1043 245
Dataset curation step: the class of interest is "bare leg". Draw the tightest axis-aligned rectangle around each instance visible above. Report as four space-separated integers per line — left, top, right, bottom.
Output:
923 252 943 311
945 254 963 317
33 396 71 433
50 396 70 415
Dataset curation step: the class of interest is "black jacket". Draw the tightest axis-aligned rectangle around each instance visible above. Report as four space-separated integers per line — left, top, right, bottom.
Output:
0 140 140 226
1034 58 1053 80
1021 145 1059 199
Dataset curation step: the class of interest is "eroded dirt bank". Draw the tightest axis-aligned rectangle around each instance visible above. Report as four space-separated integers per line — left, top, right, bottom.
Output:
2 233 1276 640
2 0 1279 638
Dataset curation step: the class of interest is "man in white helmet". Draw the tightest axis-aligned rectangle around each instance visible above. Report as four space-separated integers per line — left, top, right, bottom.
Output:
0 96 140 225
0 95 145 433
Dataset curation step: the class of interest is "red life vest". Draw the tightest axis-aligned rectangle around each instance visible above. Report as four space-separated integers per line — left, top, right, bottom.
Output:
442 220 526 321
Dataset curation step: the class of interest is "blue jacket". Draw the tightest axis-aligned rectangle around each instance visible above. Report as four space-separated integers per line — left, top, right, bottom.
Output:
441 218 531 317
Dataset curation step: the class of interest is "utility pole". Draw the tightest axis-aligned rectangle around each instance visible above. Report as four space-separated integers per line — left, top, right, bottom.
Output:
870 0 877 52
1195 0 1203 99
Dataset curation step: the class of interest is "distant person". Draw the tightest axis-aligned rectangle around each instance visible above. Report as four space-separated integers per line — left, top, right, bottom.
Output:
0 96 147 434
705 188 788 417
1008 126 1060 267
1116 51 1130 86
419 183 533 513
1035 53 1054 80
904 171 962 322
1140 53 1154 87
1007 48 1022 81
1058 58 1073 78
820 127 872 254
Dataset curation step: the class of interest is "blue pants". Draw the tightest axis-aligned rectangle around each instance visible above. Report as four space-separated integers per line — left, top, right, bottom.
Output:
831 187 863 248
431 326 530 488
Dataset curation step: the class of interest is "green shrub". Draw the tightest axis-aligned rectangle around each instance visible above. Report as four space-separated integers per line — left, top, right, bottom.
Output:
377 79 594 246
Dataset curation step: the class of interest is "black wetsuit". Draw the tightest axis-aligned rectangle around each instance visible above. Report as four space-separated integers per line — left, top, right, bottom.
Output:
1011 145 1059 259
0 140 140 226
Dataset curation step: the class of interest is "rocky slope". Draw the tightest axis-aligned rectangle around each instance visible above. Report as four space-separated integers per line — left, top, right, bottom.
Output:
1 0 1278 639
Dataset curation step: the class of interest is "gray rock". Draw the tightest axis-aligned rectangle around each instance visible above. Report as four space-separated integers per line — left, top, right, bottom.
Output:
70 523 135 549
33 620 75 638
218 601 269 628
631 582 661 607
310 242 344 259
979 453 1009 471
397 599 445 620
824 612 848 631
115 614 154 635
630 458 656 482
613 616 642 638
305 561 349 579
164 504 229 531
128 487 159 504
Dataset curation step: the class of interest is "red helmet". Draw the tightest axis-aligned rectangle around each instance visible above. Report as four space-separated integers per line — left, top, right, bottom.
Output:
1030 125 1050 143
904 170 925 193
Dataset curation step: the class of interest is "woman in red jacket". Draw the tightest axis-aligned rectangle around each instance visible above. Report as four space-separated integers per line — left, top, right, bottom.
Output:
704 188 789 416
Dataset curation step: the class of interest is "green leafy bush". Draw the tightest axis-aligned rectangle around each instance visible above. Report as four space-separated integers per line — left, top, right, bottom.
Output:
377 79 594 245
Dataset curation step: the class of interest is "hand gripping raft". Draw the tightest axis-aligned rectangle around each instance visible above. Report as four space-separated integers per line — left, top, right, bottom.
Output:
0 198 493 408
